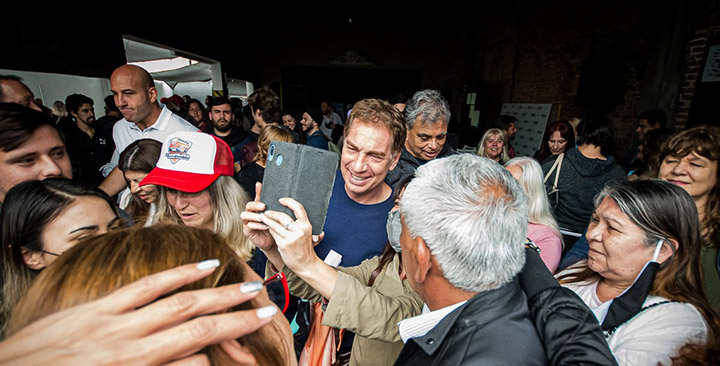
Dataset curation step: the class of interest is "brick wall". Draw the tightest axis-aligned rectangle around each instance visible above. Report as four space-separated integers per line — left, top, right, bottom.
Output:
675 1 720 128
465 2 656 158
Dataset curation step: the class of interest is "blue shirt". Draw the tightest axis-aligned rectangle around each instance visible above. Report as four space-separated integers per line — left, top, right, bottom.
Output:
306 131 329 150
314 170 394 267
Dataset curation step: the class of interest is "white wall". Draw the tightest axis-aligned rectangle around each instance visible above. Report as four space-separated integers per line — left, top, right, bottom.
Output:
1 69 110 117
171 81 213 102
2 68 218 113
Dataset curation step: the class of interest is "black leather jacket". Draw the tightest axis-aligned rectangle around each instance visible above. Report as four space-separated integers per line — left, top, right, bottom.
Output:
394 278 547 366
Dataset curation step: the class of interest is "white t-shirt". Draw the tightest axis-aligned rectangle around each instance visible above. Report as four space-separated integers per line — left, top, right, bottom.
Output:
561 275 708 366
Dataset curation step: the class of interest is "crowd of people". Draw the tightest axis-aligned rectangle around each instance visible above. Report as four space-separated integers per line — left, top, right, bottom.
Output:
0 66 718 366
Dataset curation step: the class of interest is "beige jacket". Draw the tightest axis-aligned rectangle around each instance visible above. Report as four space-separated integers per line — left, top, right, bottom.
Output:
283 254 424 366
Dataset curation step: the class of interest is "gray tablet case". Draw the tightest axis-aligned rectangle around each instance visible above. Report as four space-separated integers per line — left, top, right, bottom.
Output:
261 141 339 235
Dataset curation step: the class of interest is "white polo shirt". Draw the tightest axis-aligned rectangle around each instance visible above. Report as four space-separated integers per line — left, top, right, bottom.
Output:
101 106 198 176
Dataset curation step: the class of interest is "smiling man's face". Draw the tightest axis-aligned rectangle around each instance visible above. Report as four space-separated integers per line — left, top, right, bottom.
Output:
340 120 399 204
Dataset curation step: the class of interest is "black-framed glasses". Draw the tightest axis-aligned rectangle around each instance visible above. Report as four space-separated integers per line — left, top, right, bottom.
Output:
41 249 61 257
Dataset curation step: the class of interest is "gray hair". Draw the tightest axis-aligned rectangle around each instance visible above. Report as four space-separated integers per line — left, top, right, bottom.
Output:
401 154 527 292
404 89 451 129
594 179 701 249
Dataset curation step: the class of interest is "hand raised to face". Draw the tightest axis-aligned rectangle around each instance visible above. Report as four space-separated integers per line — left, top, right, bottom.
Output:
0 261 276 366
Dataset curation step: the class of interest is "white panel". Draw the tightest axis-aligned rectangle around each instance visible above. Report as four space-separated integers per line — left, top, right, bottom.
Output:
500 103 552 158
173 81 214 102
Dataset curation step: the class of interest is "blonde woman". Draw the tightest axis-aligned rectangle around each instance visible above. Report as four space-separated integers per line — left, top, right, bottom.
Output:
505 157 563 272
477 128 510 164
143 132 254 265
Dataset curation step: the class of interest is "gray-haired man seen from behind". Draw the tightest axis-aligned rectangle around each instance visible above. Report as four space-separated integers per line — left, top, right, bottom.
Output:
394 154 547 365
384 89 455 188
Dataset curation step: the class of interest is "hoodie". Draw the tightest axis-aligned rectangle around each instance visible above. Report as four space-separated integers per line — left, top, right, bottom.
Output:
542 147 626 233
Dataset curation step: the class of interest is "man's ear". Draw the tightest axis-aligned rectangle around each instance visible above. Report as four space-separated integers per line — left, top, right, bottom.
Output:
21 247 46 270
148 86 158 104
70 110 79 119
389 150 402 171
412 236 432 284
219 339 257 365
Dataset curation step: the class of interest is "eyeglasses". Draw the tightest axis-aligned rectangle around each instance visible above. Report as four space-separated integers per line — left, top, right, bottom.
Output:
41 249 61 257
264 272 290 314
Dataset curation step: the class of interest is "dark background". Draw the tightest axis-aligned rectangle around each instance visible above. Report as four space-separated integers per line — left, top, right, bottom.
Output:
2 1 718 158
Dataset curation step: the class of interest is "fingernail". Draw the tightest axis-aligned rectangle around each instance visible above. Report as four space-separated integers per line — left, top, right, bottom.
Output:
240 281 263 294
256 305 278 319
312 235 319 242
196 259 220 270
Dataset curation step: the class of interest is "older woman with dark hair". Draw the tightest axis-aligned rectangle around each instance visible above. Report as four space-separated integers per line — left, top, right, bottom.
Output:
542 116 626 249
557 179 719 366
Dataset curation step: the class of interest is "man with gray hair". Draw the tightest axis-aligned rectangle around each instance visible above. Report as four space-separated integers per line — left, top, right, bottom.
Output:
394 154 547 365
385 89 455 187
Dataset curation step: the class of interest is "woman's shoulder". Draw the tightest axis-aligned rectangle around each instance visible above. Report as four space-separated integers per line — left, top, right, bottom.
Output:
528 223 559 237
611 295 707 345
609 297 708 366
633 296 707 327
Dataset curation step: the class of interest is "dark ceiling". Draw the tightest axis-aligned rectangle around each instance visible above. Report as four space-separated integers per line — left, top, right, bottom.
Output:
0 4 511 82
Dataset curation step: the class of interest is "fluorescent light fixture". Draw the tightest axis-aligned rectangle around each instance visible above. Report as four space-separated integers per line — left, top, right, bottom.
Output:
129 57 199 73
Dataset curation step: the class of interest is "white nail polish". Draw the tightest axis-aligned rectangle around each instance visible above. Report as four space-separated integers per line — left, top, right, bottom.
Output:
256 305 278 319
240 281 263 294
196 259 220 270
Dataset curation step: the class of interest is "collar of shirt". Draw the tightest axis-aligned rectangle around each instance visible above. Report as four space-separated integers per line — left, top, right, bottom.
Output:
397 300 467 343
128 105 171 132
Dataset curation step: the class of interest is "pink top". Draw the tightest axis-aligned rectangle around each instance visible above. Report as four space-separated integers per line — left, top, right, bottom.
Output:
527 222 562 273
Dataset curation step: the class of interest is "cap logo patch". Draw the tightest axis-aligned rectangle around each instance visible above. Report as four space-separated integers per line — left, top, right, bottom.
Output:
166 138 193 164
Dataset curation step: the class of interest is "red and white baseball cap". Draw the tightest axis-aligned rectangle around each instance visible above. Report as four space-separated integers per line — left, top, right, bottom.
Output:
139 131 234 192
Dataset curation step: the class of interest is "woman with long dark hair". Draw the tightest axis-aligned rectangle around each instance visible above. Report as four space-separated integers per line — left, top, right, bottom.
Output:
118 138 162 225
0 178 121 333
